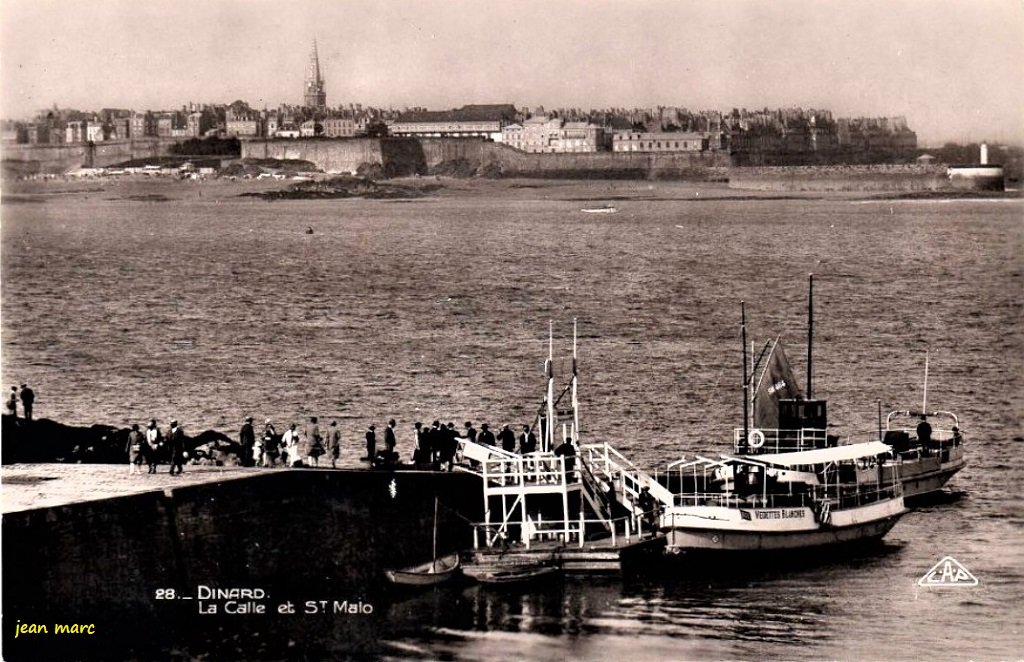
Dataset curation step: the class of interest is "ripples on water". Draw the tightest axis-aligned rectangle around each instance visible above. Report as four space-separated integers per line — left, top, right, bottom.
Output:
2 179 1022 658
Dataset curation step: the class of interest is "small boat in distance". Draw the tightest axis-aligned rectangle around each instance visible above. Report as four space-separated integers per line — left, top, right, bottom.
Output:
580 205 618 214
385 498 461 586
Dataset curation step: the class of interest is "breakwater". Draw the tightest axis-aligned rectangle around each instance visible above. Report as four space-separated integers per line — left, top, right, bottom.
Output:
728 164 955 192
240 137 731 180
2 465 481 660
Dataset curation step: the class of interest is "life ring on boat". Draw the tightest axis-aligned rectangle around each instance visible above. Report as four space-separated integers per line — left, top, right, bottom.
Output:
748 429 766 449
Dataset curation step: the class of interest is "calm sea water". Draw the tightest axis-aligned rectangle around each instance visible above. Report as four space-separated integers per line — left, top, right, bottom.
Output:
2 179 1022 659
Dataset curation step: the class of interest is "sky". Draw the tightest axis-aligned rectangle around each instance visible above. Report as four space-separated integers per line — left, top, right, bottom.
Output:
1 0 1021 146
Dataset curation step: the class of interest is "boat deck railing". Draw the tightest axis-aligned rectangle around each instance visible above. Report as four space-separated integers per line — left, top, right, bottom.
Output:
669 481 901 511
731 427 829 454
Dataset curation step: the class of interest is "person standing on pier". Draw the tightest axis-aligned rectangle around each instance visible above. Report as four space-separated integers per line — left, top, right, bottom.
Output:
412 421 426 464
464 421 478 444
145 419 162 473
305 416 324 467
328 421 341 468
384 419 397 461
555 436 577 480
239 416 256 467
167 420 185 476
126 424 144 475
477 423 495 446
6 386 17 418
19 384 34 421
498 424 516 453
519 425 537 454
262 419 277 467
365 424 377 464
282 423 300 467
429 421 443 464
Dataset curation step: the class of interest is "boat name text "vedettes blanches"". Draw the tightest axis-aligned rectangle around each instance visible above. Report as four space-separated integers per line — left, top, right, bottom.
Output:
755 509 806 520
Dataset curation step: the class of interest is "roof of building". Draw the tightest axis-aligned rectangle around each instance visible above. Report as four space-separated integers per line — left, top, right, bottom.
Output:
396 104 517 123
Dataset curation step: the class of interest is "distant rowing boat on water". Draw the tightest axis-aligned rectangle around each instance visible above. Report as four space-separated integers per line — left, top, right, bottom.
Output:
580 205 618 214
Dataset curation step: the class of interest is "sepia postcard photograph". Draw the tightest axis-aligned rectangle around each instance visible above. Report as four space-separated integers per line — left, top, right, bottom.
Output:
1 1 1022 659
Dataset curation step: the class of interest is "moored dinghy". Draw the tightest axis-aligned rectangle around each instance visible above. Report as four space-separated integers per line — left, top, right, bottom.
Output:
385 498 461 586
385 553 461 586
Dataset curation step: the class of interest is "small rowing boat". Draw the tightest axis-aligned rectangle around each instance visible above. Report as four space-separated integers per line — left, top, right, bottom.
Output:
385 498 461 586
469 565 560 586
384 553 461 586
580 205 618 214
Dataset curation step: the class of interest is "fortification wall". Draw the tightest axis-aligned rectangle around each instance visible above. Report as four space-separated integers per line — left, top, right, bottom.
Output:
241 137 732 180
2 138 182 175
2 469 480 660
728 164 952 192
241 138 386 173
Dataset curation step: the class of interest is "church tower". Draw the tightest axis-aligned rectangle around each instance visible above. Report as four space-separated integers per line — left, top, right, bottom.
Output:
304 39 327 113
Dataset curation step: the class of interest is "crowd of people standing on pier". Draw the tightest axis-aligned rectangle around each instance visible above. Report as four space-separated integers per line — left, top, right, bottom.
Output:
121 412 561 475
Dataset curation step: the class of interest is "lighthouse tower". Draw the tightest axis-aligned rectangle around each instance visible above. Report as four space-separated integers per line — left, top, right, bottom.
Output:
304 40 327 113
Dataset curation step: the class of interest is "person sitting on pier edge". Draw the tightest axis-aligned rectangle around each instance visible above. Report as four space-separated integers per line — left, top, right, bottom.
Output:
126 424 144 475
239 416 256 467
554 436 577 481
167 420 185 476
464 421 477 443
328 421 341 469
364 424 376 464
6 386 17 418
637 486 658 539
477 423 495 447
262 419 278 467
519 425 537 454
306 416 324 467
145 419 163 473
916 415 933 455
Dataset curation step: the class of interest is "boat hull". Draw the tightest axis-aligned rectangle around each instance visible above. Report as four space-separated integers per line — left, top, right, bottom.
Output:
892 448 966 498
661 499 906 552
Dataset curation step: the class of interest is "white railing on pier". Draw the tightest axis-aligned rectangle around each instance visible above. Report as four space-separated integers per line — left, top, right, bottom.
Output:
581 442 674 536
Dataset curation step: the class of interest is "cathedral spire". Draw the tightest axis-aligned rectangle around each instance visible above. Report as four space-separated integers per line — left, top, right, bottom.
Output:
304 38 326 112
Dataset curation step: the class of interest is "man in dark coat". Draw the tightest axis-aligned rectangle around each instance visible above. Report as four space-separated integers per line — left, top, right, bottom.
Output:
519 425 537 454
498 424 516 453
167 420 185 475
384 419 397 458
477 423 496 447
239 416 256 466
554 437 577 479
464 421 478 443
364 425 376 464
19 384 34 421
429 420 443 463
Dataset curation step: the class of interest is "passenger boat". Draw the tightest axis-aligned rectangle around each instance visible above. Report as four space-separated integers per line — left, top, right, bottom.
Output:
728 276 965 499
580 205 618 214
661 441 906 553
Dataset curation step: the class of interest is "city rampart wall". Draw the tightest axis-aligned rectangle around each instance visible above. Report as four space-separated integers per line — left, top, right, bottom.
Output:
2 138 182 175
728 164 952 191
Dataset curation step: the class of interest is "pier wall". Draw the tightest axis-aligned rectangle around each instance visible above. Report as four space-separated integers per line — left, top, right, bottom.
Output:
727 164 953 192
240 137 732 180
2 138 183 175
2 468 481 659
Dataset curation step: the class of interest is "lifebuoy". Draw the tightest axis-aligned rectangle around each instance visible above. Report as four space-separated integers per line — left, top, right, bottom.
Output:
748 429 766 449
